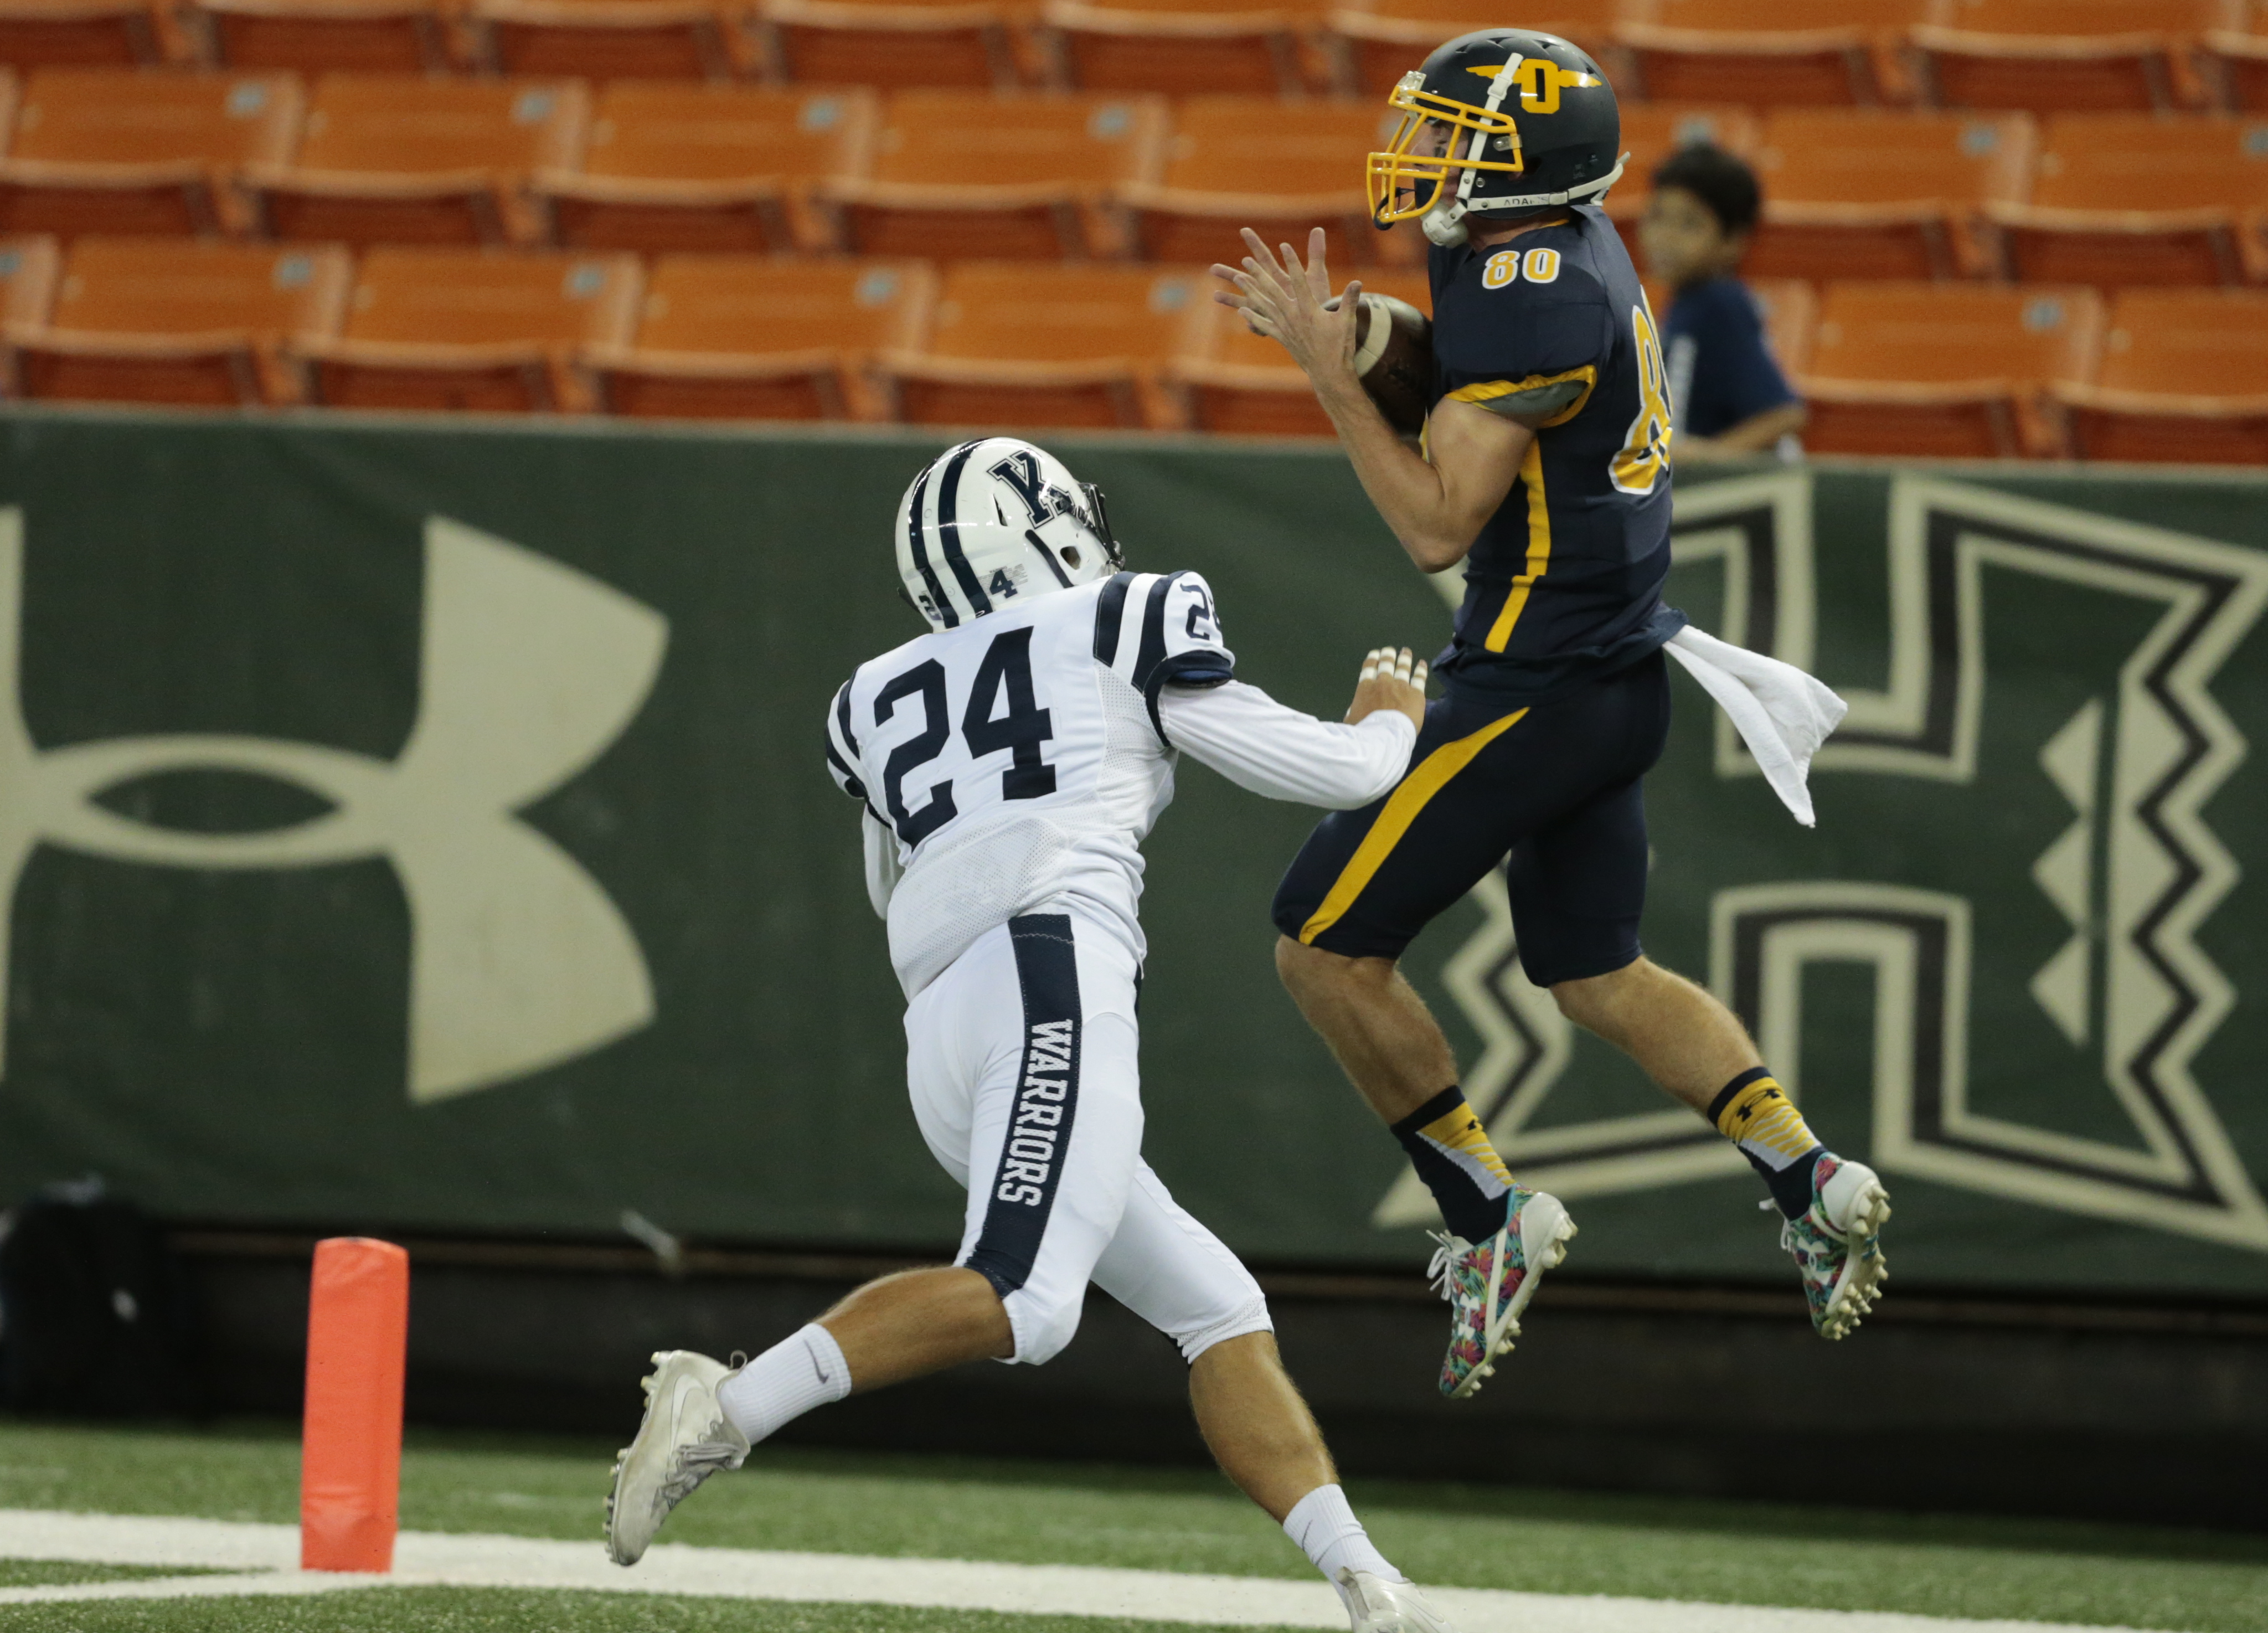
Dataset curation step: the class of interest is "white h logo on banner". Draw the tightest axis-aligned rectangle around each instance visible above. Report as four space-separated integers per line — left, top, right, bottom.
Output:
0 510 669 1103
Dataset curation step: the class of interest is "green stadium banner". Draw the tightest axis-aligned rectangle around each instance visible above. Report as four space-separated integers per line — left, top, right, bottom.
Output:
1 407 2264 1299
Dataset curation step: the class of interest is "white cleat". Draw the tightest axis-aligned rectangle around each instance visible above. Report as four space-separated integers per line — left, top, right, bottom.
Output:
606 1349 750 1566
1338 1569 1458 1633
1779 1153 1891 1340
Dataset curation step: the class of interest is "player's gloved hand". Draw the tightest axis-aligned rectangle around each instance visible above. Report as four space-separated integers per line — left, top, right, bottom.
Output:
1346 646 1429 733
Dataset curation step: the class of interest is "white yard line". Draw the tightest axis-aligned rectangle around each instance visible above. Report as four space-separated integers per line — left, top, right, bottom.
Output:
0 1510 2173 1633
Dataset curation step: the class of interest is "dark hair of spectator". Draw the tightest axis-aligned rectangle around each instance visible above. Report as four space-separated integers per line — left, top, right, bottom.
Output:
1650 143 1762 237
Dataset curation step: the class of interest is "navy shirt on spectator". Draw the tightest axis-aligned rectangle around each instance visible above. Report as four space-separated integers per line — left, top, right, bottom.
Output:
1662 276 1796 441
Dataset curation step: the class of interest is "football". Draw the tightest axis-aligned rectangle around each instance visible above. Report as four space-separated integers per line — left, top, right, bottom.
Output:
1353 293 1434 438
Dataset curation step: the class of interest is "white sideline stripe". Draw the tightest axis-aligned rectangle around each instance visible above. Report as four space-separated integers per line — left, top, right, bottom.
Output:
0 1510 2173 1633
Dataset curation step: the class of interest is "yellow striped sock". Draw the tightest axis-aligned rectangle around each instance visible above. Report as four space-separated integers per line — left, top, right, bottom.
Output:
1713 1075 1818 1172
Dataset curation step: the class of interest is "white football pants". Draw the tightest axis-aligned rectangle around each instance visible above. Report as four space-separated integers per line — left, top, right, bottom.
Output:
904 910 1273 1367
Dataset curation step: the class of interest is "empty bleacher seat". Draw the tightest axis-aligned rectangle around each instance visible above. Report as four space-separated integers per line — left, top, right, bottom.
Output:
469 0 751 82
11 235 348 404
0 229 55 324
1042 0 1323 97
2054 287 2268 462
0 0 169 71
1617 0 1934 107
878 259 1201 428
1325 1 1619 98
1171 266 1426 435
539 83 873 255
1987 113 2268 288
1912 0 2225 114
1798 280 2102 457
1115 96 1403 270
245 74 590 247
2203 17 2268 112
588 255 934 419
816 90 1165 260
298 245 639 410
0 69 302 239
189 0 458 75
756 0 1027 90
1745 109 2033 281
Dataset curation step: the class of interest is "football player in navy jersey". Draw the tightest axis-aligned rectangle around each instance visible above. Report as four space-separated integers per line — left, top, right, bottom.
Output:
1214 30 1889 1399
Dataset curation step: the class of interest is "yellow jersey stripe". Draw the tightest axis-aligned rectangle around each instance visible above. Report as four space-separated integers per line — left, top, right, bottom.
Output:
1483 440 1550 653
1297 707 1531 945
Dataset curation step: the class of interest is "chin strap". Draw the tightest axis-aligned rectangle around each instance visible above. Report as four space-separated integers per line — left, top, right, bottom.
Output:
1425 56 1525 247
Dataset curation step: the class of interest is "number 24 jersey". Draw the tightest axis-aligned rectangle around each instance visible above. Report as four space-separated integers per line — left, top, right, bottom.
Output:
825 569 1413 997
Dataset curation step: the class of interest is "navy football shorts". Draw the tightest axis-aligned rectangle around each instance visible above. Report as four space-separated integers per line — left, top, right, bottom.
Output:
1272 651 1671 989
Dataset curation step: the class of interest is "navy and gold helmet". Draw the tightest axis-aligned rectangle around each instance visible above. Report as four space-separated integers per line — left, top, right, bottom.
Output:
1367 29 1625 246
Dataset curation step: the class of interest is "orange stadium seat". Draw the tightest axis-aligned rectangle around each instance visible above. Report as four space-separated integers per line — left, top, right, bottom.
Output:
1745 110 2033 282
538 83 872 254
1911 0 2226 114
588 255 933 419
756 0 1028 90
188 0 457 74
0 1 169 70
878 260 1202 428
1324 1 1620 98
2203 9 2268 112
1987 114 2268 289
1171 266 1426 436
0 69 302 239
2054 287 2268 462
1798 281 2102 457
1115 96 1404 270
469 0 751 81
0 229 56 326
298 245 638 410
245 74 589 247
1616 0 1934 107
10 236 348 404
816 90 1165 260
1602 104 1758 253
1042 0 1327 97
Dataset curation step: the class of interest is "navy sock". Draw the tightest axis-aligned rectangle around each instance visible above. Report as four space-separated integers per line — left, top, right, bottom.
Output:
1707 1067 1823 1220
1390 1086 1520 1242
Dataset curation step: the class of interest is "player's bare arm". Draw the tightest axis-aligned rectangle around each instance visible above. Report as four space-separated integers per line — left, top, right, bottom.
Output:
1213 228 1530 575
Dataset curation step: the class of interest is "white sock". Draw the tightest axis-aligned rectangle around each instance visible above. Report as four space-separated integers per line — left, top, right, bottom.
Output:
715 1324 852 1445
1283 1484 1405 1600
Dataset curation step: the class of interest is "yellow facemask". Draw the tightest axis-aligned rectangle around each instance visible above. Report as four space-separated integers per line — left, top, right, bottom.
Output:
1365 60 1606 227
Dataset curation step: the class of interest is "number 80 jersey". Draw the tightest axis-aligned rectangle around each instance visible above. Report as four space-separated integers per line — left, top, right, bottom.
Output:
826 569 1233 997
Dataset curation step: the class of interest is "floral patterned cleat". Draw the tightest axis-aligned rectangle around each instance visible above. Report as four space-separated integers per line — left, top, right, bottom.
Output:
1779 1152 1891 1340
1426 1188 1576 1400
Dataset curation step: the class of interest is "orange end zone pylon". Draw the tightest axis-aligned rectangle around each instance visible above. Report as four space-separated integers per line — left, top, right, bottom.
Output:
300 1237 410 1573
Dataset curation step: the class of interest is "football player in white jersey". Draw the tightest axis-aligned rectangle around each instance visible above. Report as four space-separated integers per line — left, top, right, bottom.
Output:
608 437 1458 1633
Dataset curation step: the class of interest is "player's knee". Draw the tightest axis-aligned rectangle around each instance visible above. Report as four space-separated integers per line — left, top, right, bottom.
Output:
1176 1296 1274 1366
1275 935 1384 1003
1551 956 1651 1031
1011 1294 1086 1367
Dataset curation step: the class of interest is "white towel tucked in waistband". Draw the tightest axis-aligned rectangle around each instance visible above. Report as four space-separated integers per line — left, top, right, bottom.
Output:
1663 625 1848 828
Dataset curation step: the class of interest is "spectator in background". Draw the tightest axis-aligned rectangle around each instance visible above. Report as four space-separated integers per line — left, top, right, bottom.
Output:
1640 144 1807 461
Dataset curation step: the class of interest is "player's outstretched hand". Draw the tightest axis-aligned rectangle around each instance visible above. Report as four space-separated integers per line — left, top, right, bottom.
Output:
1211 226 1360 391
1347 646 1429 731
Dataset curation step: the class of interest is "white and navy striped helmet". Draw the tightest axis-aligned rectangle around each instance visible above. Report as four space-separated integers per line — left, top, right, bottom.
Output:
894 437 1125 631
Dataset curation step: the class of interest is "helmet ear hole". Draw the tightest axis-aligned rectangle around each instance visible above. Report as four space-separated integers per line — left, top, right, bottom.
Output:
1061 545 1083 569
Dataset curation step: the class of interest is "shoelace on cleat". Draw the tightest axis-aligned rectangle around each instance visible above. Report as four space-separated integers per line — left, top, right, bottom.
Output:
658 1437 741 1508
1423 1230 1468 1304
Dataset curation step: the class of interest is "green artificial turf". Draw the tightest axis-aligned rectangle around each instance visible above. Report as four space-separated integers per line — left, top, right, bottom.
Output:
0 1562 213 1589
0 1591 1271 1633
2 1420 2265 1630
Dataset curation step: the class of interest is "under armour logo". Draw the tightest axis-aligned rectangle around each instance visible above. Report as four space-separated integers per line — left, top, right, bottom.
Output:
0 511 669 1103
